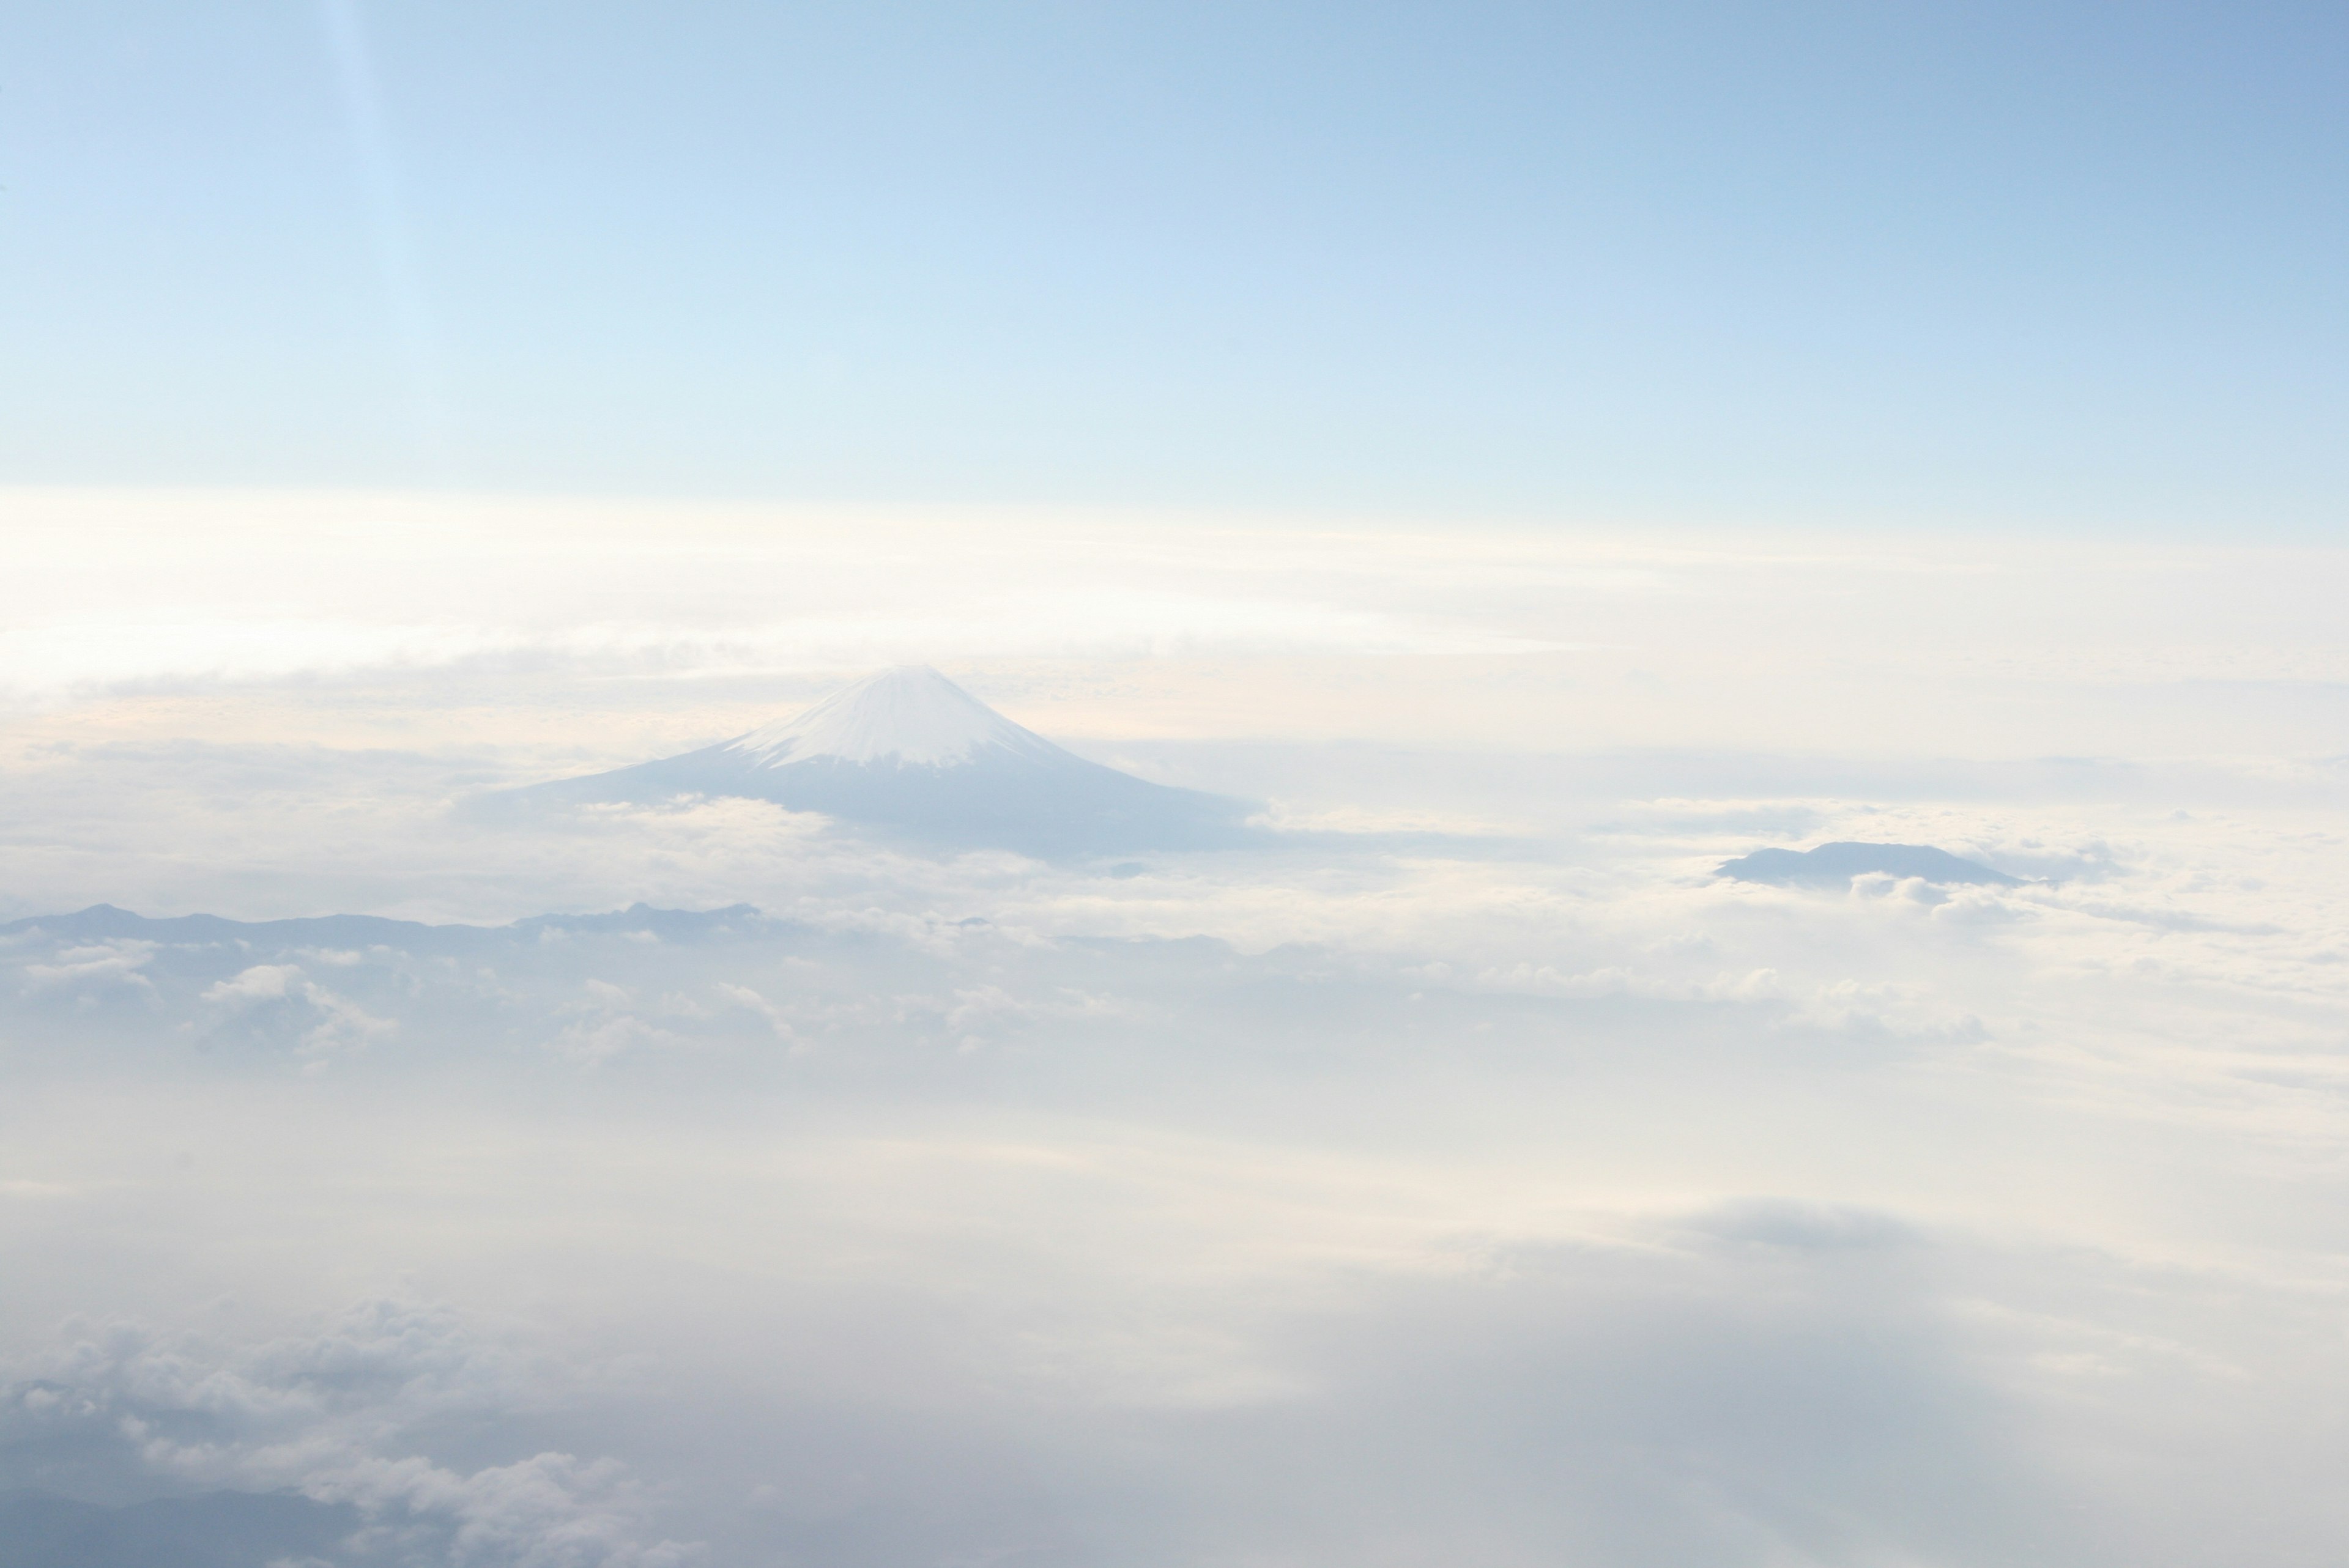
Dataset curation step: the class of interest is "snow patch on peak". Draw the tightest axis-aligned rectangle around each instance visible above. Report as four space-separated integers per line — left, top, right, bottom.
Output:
727 667 1064 768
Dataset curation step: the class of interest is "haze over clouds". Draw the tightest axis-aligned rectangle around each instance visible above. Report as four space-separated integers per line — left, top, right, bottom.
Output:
1 497 2345 1564
6 3 2349 1564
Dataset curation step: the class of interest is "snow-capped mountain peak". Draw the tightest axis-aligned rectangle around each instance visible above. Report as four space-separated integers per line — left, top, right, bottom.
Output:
727 666 1059 769
502 664 1256 853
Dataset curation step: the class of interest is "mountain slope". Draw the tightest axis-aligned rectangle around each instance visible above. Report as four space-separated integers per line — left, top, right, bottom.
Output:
503 667 1257 854
1716 841 2021 887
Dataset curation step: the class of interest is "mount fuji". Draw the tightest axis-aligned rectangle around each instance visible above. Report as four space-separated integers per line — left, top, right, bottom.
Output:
504 666 1258 854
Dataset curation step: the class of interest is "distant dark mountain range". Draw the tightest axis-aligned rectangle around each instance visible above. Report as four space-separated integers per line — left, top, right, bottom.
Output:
1716 841 2021 887
0 901 761 952
490 665 1258 856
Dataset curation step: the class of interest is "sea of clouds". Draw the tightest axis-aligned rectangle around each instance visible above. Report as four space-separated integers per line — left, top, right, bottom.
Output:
1 494 2345 1565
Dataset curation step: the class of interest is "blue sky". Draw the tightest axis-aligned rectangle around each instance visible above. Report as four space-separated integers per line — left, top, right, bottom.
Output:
6 1 2346 531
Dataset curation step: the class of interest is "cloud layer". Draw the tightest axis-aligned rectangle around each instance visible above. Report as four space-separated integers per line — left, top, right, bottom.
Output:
2 501 2346 1563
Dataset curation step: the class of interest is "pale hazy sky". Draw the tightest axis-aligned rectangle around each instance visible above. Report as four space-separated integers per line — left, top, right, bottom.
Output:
6 1 2348 530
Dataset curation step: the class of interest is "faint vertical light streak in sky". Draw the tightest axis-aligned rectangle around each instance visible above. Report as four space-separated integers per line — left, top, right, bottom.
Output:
317 0 457 478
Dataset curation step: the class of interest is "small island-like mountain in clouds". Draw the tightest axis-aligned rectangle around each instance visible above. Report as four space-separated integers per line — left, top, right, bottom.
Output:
501 665 1257 856
1717 841 2022 887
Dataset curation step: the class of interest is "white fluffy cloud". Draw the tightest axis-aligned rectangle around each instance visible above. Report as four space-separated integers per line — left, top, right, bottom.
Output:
24 940 154 989
4 1299 698 1566
205 963 302 1002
